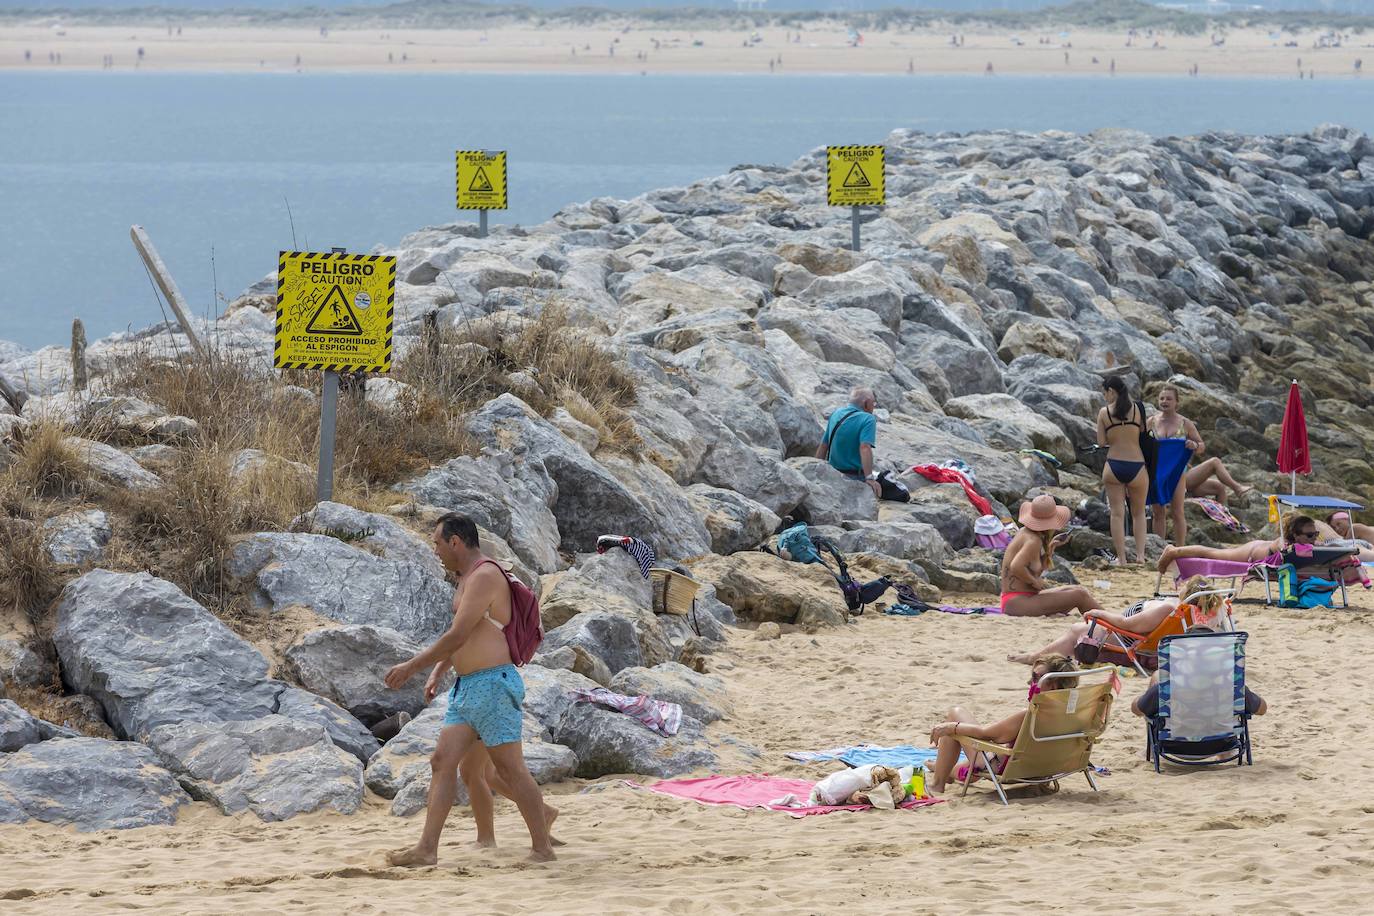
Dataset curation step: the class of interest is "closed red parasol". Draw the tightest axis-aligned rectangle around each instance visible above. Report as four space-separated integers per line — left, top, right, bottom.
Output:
1277 379 1310 494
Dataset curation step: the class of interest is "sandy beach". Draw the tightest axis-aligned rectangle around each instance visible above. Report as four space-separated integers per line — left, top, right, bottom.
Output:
3 563 1372 914
0 24 1370 78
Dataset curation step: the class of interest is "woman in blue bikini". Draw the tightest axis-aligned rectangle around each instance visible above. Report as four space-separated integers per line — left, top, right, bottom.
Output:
1096 376 1149 565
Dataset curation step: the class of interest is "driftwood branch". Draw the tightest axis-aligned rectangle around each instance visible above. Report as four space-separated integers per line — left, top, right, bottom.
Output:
71 319 88 391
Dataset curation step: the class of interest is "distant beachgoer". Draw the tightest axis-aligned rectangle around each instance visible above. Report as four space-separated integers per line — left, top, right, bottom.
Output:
1110 58 1116 74
1357 58 1363 72
24 49 30 62
295 54 301 66
1000 495 1102 617
985 61 993 75
1064 51 1069 64
1156 514 1314 575
907 57 913 73
1097 375 1149 565
1008 576 1218 665
137 47 144 59
815 387 881 499
925 654 1081 794
1147 385 1203 546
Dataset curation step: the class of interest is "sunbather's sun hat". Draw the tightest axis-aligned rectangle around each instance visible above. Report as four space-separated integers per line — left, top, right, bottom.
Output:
1019 494 1071 532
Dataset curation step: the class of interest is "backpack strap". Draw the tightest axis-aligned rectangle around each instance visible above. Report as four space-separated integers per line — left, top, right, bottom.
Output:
826 407 864 448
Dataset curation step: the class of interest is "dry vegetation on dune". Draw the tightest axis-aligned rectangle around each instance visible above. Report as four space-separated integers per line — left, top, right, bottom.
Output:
0 305 639 717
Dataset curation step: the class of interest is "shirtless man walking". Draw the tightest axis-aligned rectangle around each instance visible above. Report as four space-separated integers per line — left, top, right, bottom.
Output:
383 513 556 865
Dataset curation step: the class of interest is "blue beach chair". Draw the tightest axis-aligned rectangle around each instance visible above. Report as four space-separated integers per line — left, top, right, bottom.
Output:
1147 631 1253 771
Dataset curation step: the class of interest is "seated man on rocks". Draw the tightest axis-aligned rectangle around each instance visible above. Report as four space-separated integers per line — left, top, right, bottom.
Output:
815 386 881 500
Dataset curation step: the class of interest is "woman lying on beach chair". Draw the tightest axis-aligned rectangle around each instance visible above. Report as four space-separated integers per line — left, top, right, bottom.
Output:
1156 514 1313 575
926 653 1078 795
1006 577 1230 675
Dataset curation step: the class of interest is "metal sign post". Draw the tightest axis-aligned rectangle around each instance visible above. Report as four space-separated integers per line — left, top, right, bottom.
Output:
826 145 885 253
315 246 346 502
479 209 488 239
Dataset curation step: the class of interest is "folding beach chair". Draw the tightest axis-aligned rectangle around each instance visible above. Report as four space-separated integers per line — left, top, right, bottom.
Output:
1080 588 1235 677
1268 494 1366 608
1152 555 1279 601
1146 631 1253 771
954 666 1116 805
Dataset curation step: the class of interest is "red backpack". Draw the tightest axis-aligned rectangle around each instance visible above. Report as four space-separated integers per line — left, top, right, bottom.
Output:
477 559 543 666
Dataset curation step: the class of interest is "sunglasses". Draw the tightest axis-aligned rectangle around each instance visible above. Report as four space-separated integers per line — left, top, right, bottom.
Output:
1296 529 1318 539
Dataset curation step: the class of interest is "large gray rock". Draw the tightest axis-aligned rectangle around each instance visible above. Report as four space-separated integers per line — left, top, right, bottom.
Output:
0 636 56 689
0 699 42 751
944 393 1076 463
520 664 603 736
0 737 191 830
552 703 717 778
42 508 112 565
283 625 427 727
64 437 163 490
52 570 379 761
227 533 454 643
685 484 781 554
147 716 364 821
541 611 649 676
397 455 561 574
292 501 444 576
787 457 878 526
832 520 950 569
466 394 706 556
608 663 731 724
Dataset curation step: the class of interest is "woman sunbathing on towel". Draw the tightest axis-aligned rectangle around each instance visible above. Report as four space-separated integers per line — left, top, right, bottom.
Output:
1184 455 1254 506
1156 515 1314 575
1000 495 1103 617
1007 576 1218 665
926 653 1079 794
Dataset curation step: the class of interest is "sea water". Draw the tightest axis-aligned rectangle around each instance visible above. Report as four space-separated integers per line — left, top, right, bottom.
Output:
2 71 1372 349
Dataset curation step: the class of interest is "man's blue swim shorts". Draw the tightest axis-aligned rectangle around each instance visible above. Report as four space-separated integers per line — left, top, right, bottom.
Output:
443 664 525 746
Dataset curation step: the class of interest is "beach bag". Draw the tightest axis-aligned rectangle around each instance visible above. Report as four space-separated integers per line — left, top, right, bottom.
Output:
478 559 543 666
1295 576 1339 609
813 535 891 614
1275 563 1300 607
776 523 822 564
876 470 910 503
974 515 1013 550
1073 630 1104 665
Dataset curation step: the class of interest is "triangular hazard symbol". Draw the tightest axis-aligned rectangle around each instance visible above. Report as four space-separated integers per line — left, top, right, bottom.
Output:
305 285 364 336
843 162 871 189
469 166 494 193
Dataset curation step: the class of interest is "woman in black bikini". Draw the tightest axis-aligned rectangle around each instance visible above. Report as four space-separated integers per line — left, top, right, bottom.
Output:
1096 376 1149 565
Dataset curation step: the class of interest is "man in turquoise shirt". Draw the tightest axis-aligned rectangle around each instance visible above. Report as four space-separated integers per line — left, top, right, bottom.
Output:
816 387 881 499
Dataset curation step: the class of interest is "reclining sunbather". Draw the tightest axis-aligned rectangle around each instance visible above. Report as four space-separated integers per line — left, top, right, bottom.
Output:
925 653 1079 794
1326 511 1374 544
1006 576 1218 665
1184 456 1254 506
1156 515 1313 575
1000 495 1103 617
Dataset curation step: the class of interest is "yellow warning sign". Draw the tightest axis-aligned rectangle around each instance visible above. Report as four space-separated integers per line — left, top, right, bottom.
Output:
827 145 885 207
274 251 396 373
456 149 507 210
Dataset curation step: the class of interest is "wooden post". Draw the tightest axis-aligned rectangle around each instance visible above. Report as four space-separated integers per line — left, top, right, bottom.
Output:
71 319 88 391
0 373 25 414
129 225 207 359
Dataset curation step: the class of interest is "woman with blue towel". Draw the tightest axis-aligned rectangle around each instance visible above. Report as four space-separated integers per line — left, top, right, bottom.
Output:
1147 385 1204 547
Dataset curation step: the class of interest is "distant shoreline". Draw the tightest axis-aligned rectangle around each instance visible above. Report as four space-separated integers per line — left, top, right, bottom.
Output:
1 23 1369 78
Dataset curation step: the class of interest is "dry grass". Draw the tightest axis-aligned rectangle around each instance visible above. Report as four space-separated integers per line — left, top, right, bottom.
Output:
397 304 642 455
0 517 61 631
3 422 85 499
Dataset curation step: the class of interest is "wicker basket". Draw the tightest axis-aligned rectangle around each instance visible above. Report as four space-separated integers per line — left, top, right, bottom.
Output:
650 568 700 616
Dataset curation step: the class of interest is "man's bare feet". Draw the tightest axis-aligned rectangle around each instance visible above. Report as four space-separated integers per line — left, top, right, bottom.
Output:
528 846 557 863
386 846 438 868
545 804 566 847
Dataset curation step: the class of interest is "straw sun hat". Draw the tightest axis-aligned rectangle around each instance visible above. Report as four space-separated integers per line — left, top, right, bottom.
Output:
1018 494 1070 532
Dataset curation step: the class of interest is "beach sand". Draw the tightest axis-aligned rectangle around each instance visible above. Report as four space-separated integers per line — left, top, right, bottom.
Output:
0 24 1369 78
3 563 1373 913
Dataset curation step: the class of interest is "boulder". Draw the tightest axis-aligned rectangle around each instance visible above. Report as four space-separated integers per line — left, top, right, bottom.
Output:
884 488 978 549
685 484 781 554
227 533 454 644
0 737 190 830
0 636 57 689
0 699 42 751
41 508 112 565
53 570 379 761
608 663 731 724
551 703 717 778
688 552 844 625
292 501 444 576
943 394 1076 463
787 457 878 526
832 520 949 569
283 625 428 726
541 611 654 675
64 437 162 490
147 716 364 821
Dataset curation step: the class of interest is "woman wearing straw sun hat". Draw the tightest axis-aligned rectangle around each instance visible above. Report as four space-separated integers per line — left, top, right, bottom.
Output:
999 495 1104 617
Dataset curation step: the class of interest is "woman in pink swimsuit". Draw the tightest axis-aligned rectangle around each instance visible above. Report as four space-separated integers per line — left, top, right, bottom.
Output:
1155 514 1312 574
1000 495 1103 617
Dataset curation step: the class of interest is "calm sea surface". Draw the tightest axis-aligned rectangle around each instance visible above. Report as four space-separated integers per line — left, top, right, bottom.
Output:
2 72 1372 349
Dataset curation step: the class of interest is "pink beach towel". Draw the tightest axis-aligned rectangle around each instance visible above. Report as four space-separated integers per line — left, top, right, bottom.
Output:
631 775 940 818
